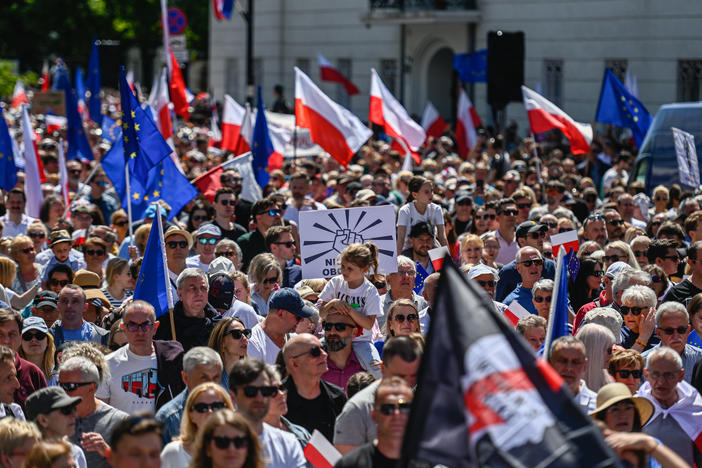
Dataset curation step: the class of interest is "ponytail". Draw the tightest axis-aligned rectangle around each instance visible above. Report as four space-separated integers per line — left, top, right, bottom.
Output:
340 242 379 274
364 241 379 274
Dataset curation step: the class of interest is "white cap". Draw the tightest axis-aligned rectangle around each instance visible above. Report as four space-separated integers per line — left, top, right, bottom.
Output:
468 264 499 280
196 223 222 238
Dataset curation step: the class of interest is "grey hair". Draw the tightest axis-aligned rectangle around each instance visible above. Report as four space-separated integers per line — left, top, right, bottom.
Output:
583 307 623 344
59 356 100 385
655 301 689 327
533 279 554 294
516 246 542 263
629 235 650 249
645 346 683 371
576 323 615 391
176 268 209 291
516 315 546 335
621 285 657 308
548 335 585 361
215 239 243 268
395 255 416 273
183 346 223 374
612 269 651 298
528 207 548 221
553 207 579 226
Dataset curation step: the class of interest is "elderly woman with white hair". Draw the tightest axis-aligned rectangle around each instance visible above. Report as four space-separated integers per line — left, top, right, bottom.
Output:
619 285 660 353
576 323 616 392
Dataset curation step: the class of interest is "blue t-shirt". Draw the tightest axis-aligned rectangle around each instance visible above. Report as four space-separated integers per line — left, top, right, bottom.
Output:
62 322 95 342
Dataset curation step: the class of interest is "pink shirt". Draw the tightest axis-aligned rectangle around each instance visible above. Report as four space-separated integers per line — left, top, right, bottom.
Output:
322 351 363 391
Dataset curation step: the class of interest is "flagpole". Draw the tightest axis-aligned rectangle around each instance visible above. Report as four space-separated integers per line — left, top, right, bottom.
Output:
530 132 546 202
64 162 100 216
125 163 134 248
543 246 566 355
155 203 177 341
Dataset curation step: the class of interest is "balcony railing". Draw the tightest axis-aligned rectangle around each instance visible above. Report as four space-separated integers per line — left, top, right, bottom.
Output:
369 0 476 10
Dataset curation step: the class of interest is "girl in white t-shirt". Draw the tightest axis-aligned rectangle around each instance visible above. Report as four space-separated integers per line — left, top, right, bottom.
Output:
396 176 448 252
319 242 383 378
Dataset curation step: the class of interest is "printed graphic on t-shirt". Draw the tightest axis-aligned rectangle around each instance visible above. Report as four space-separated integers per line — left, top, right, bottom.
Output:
121 368 159 399
335 293 366 309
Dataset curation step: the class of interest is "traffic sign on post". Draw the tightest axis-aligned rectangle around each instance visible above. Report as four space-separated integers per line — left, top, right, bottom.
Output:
167 7 187 35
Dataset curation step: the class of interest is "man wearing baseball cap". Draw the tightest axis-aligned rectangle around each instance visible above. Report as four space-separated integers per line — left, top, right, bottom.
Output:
248 288 313 364
38 230 86 284
401 222 435 275
31 290 60 328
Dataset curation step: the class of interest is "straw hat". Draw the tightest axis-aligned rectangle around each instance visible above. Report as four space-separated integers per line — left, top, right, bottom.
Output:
590 383 654 426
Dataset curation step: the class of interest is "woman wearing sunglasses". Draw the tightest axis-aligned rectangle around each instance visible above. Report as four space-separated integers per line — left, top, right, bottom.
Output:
190 409 264 468
9 234 40 294
248 254 282 316
608 349 645 394
161 382 235 468
619 285 660 352
569 258 604 312
208 318 250 388
469 207 491 236
19 316 56 383
186 203 214 233
376 299 422 356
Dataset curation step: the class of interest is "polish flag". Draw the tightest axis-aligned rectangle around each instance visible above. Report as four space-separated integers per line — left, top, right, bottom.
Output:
45 115 67 134
317 53 360 96
11 81 28 109
370 68 425 156
505 301 531 327
266 119 291 170
521 85 592 155
150 68 174 144
429 246 450 271
126 69 136 93
295 67 372 167
455 89 481 157
233 104 254 155
550 229 579 257
41 61 50 91
421 101 448 140
303 430 342 468
169 49 190 120
221 95 246 152
20 106 44 217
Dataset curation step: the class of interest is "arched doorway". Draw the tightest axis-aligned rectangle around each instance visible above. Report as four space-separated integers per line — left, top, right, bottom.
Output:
426 47 454 120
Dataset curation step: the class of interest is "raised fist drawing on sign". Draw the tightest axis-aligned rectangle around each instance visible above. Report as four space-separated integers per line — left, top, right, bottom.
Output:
333 229 364 253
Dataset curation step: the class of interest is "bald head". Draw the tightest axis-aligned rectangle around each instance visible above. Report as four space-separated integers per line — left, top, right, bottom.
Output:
282 333 328 380
422 273 440 304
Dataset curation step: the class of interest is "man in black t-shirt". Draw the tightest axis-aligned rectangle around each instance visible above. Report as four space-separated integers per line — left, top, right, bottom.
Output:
452 190 473 235
334 377 413 468
664 241 702 304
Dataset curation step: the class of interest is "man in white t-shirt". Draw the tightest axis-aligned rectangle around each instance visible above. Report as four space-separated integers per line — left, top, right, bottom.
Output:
97 301 184 414
248 288 314 365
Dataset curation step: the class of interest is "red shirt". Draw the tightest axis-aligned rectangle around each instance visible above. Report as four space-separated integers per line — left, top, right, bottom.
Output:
573 290 611 334
14 355 47 411
322 351 363 392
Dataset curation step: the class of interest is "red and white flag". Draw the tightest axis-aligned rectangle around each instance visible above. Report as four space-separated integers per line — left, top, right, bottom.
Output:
304 430 342 468
221 95 246 152
421 101 448 140
149 68 174 144
370 68 425 156
45 115 67 134
233 104 254 155
429 246 450 271
295 67 372 167
41 61 50 91
21 106 44 217
126 69 136 93
11 81 28 109
169 50 190 120
317 53 360 96
455 89 481 157
521 85 592 155
192 152 262 204
504 301 531 327
550 230 579 257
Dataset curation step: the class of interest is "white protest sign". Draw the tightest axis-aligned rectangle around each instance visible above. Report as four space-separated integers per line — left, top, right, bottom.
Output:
672 127 700 188
299 205 398 279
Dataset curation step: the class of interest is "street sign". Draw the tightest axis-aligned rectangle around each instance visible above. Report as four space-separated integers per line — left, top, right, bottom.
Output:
167 7 187 35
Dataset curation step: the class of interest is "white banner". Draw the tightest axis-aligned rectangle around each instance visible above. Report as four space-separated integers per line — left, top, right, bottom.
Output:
672 126 700 188
299 205 398 279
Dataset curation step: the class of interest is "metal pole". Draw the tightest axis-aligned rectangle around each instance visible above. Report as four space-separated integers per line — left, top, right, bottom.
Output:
399 24 405 105
125 163 134 248
245 0 255 105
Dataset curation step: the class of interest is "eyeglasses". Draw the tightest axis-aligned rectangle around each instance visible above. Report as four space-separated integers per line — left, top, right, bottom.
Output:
49 279 69 287
225 328 252 340
273 241 295 248
647 371 681 382
21 247 34 254
518 259 543 267
292 345 324 359
620 306 645 316
657 326 688 335
240 385 278 398
68 169 82 175
59 381 93 392
373 281 387 289
396 269 415 277
191 401 227 413
607 219 625 226
28 232 45 239
528 231 546 239
212 435 250 450
616 369 643 379
166 241 188 249
517 203 531 209
542 222 558 229
476 280 495 288
258 209 282 217
222 177 243 184
501 209 518 216
192 215 209 222
655 197 667 202
558 228 573 233
113 220 128 227
322 322 354 332
22 331 46 341
456 200 473 206
218 199 237 206
263 277 278 285
378 401 412 416
661 255 680 262
199 237 218 245
476 214 496 220
393 313 418 323
533 295 552 303
586 214 605 221
604 255 622 263
633 250 648 257
85 249 105 256
217 251 236 258
124 321 155 333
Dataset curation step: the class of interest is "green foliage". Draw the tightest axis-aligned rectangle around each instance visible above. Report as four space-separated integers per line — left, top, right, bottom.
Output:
0 61 39 99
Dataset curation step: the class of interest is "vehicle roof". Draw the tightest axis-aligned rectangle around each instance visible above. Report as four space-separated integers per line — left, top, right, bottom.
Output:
658 102 702 111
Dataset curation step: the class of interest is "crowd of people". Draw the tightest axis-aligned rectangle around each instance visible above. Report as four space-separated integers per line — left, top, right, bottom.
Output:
0 88 700 467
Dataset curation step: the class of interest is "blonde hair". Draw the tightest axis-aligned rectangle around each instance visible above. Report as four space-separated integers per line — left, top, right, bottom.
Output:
179 382 235 447
23 440 72 468
384 298 420 336
134 224 152 256
19 331 55 380
0 257 16 287
105 257 129 286
9 235 33 261
0 418 40 457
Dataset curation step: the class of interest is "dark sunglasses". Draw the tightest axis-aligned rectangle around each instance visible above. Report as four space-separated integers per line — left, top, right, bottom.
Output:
85 249 105 256
124 321 155 333
212 435 249 450
529 231 546 239
292 345 324 359
533 295 552 303
57 405 76 415
517 203 531 209
22 331 46 341
542 222 558 229
322 322 354 332
558 228 573 233
218 199 237 206
590 271 604 277
373 281 387 289
28 232 45 238
587 214 605 221
585 195 597 203
222 177 243 184
616 369 643 379
393 313 418 323
258 209 282 217
191 215 209 222
113 220 128 227
657 326 688 335
166 241 188 249
519 259 543 267
217 251 236 258
475 214 496 220
633 250 648 257
191 401 227 413
59 381 93 392
457 200 473 206
476 280 495 288
21 247 34 254
378 401 412 416
263 277 278 285
241 385 277 398
501 209 518 216
273 241 295 248
620 306 645 316
607 219 625 226
68 169 82 175
198 237 218 245
604 255 622 263
661 255 680 262
225 328 252 340
49 279 69 287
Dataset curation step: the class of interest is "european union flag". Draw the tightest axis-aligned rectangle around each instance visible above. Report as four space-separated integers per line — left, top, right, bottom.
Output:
57 71 93 161
414 262 429 294
100 115 120 144
251 85 274 187
453 49 487 83
543 247 571 355
566 248 580 278
119 67 172 185
0 114 18 191
133 210 170 317
87 40 102 126
75 67 86 104
595 68 653 147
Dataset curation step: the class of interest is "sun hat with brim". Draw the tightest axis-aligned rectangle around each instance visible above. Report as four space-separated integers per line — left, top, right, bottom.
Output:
589 382 654 426
74 270 111 308
49 230 73 247
164 226 193 249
